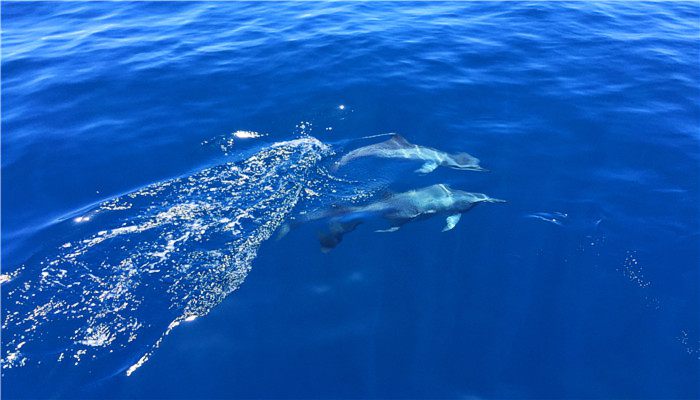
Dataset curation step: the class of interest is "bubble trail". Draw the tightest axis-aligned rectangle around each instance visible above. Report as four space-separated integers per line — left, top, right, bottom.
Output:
2 137 333 376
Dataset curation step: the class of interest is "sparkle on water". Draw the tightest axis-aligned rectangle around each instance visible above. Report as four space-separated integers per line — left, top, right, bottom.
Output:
1 134 381 376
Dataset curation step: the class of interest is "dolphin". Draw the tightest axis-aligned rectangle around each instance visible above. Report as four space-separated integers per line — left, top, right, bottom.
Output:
334 134 485 173
289 184 504 252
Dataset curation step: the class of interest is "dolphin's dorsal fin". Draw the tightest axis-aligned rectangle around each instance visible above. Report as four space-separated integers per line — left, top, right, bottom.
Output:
437 184 452 194
442 214 461 232
389 134 411 147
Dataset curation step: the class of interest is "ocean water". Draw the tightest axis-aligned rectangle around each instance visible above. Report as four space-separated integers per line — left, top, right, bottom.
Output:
2 2 699 398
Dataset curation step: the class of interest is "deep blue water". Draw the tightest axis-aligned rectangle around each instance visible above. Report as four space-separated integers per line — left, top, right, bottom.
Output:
2 2 700 398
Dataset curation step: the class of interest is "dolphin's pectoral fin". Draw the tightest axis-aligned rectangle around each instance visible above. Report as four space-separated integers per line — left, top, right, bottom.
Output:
416 161 438 174
442 214 461 232
375 226 400 233
375 216 412 233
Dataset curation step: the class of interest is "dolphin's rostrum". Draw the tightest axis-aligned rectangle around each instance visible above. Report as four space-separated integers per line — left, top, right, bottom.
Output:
335 134 485 173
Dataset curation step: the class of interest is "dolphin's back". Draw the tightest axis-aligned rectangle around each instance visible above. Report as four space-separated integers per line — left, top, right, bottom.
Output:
312 184 504 251
335 135 416 167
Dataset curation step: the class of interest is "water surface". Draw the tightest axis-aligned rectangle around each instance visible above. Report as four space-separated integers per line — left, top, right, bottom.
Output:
2 2 699 398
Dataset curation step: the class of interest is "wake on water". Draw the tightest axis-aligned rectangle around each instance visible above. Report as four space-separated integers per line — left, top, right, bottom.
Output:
1 135 383 377
1 132 493 377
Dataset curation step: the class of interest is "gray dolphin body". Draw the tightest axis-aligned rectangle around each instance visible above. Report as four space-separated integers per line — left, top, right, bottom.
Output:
335 135 485 173
306 184 504 252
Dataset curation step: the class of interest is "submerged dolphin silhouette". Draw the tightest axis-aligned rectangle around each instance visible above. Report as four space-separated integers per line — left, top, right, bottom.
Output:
335 134 485 173
290 184 504 252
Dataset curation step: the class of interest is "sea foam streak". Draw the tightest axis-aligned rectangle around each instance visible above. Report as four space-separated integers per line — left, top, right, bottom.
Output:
2 137 332 375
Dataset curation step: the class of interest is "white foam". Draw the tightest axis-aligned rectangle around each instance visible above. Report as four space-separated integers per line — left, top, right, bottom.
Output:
233 130 264 139
3 136 335 376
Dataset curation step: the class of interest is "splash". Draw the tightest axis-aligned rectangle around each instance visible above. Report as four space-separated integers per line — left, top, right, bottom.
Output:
678 330 700 360
233 130 265 139
619 250 651 289
1 136 336 375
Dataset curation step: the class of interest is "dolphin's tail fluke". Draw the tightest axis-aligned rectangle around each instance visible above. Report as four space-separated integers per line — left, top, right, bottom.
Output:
318 216 363 253
277 206 343 241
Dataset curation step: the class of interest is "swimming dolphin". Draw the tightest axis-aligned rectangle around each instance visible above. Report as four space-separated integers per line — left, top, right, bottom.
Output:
294 184 504 252
334 134 485 173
